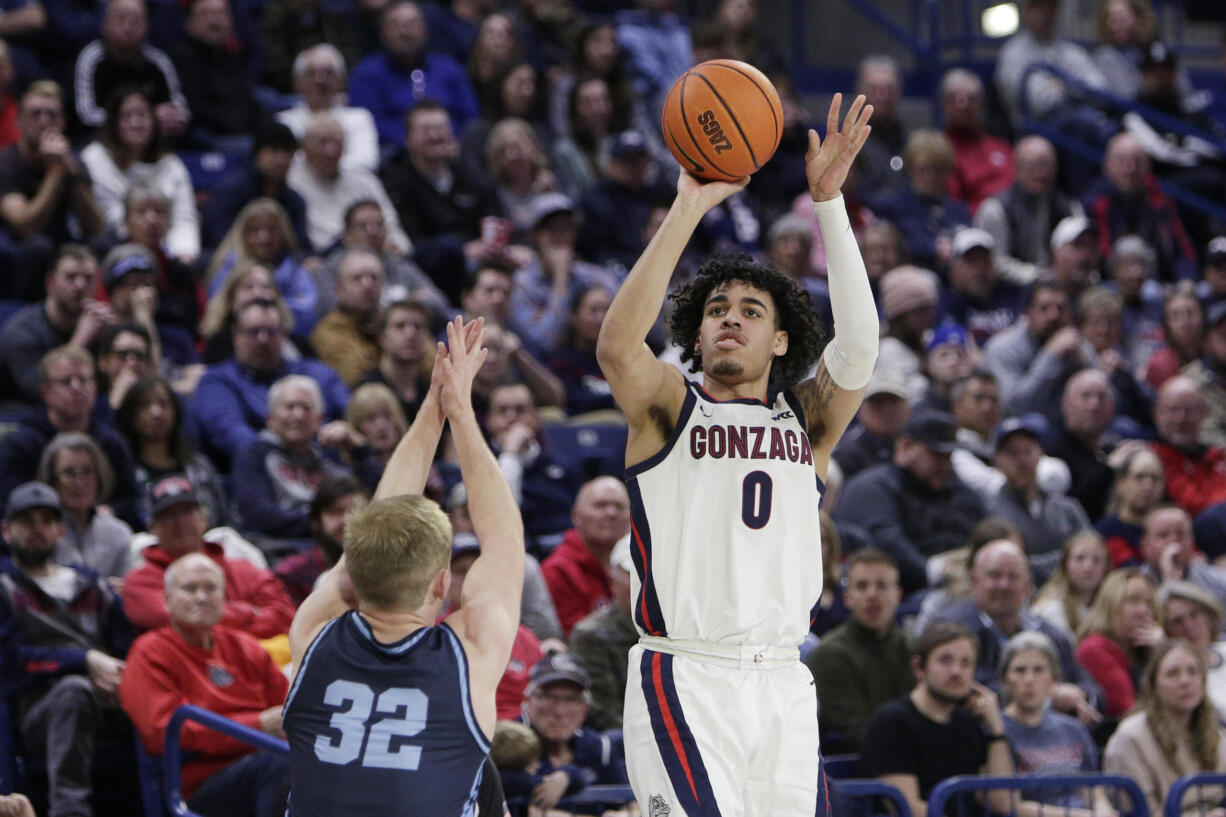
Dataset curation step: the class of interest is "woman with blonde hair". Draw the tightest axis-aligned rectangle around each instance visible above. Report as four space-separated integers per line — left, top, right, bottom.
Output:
1076 568 1164 717
1032 531 1111 642
485 117 558 241
199 263 300 364
204 198 318 337
345 383 409 467
1161 581 1226 722
1104 639 1226 817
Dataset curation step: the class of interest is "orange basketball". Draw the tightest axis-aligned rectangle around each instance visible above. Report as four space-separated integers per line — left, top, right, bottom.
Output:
661 59 784 182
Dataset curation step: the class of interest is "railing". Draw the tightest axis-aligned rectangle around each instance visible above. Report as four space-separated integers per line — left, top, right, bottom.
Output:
161 705 289 817
1019 60 1226 224
1165 772 1226 817
835 778 915 817
928 773 1150 817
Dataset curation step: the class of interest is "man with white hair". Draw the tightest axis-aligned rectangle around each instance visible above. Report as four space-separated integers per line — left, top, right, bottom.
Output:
232 374 382 545
121 552 291 817
277 45 378 172
287 113 410 253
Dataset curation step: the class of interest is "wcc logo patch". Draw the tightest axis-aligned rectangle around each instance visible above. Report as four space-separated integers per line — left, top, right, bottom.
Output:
648 794 671 817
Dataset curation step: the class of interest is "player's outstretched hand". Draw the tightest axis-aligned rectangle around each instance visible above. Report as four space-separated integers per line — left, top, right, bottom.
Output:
438 316 488 420
675 169 749 215
806 92 874 202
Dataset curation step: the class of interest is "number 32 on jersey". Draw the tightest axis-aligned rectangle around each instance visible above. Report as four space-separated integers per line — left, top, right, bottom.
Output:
313 679 428 770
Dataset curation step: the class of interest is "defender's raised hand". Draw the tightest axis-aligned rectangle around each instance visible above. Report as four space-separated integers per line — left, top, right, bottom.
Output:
438 316 488 419
806 92 874 202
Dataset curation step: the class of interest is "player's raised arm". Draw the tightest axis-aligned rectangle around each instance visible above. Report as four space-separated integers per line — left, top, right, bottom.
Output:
440 318 524 639
289 320 485 666
792 94 879 477
373 319 482 499
596 172 747 426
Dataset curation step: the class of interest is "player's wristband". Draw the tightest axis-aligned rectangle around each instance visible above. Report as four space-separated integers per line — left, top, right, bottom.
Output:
985 733 1007 742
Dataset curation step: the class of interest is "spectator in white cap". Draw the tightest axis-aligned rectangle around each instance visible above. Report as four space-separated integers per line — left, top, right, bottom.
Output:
568 533 637 730
833 367 914 481
877 265 939 388
1048 215 1101 303
938 227 1026 346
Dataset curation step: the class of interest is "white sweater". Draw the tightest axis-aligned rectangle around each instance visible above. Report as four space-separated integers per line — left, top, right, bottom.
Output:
81 141 200 261
277 104 380 173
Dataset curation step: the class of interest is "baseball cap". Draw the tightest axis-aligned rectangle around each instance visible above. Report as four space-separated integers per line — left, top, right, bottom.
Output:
925 323 971 353
528 192 575 231
149 475 201 518
5 481 63 522
610 534 633 574
993 415 1043 453
902 409 958 454
1050 216 1095 251
528 652 590 692
101 244 156 291
951 227 995 260
609 129 650 159
451 531 480 560
1141 41 1177 71
863 367 911 400
1206 237 1226 265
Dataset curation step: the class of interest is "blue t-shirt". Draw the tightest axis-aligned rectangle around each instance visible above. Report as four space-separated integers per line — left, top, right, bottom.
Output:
1004 708 1099 807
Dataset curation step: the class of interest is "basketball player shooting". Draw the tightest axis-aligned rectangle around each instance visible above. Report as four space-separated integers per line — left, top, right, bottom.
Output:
595 94 876 816
282 317 525 816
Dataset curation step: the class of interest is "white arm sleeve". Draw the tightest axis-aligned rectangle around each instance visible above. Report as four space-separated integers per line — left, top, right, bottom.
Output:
813 195 879 390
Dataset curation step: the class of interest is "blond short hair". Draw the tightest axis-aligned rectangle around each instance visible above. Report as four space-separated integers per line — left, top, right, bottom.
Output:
344 494 452 610
490 720 540 771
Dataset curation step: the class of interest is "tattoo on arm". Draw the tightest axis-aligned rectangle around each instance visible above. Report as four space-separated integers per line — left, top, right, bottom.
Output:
796 362 835 443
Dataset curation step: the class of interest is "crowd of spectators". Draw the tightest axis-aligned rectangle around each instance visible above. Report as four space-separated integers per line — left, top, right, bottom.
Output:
6 0 1226 814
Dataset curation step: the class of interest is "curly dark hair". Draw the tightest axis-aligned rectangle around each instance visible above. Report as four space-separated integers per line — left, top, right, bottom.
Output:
667 253 827 387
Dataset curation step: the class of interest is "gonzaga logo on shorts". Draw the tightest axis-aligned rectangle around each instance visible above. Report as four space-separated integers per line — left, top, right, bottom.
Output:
648 794 671 817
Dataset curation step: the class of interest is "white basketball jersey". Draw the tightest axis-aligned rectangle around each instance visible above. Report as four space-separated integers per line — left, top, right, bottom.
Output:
625 380 824 648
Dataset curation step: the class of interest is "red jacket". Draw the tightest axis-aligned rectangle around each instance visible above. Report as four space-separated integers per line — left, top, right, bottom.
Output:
120 625 289 797
123 541 296 637
541 529 611 638
946 128 1015 213
498 625 542 720
1152 441 1226 517
1075 633 1137 718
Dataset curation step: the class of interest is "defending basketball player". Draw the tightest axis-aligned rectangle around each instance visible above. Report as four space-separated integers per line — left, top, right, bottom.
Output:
282 317 525 816
595 93 876 816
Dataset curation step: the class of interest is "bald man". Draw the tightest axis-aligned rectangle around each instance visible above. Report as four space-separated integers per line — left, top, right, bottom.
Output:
540 476 631 637
934 539 1102 721
1045 368 1117 520
974 135 1083 285
121 552 291 817
287 113 410 254
1081 132 1196 282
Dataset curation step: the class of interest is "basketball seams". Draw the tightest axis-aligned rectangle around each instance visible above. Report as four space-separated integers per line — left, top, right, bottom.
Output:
665 119 708 178
691 71 758 170
677 70 736 181
707 61 782 152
